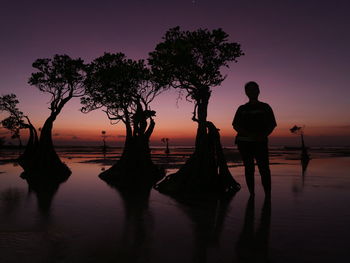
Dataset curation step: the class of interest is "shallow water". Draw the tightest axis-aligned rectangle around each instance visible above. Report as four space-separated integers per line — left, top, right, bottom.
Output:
0 148 349 262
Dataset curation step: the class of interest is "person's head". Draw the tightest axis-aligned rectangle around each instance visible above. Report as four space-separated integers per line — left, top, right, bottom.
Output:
244 81 260 100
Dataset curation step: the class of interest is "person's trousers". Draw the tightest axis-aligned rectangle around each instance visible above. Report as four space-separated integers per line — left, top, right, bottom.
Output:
237 141 271 195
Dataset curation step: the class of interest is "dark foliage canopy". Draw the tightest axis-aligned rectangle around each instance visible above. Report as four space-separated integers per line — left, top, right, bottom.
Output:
0 94 26 140
148 26 244 101
0 94 20 113
29 54 85 115
81 52 161 125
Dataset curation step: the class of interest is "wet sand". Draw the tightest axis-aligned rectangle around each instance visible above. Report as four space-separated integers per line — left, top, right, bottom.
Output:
0 147 349 262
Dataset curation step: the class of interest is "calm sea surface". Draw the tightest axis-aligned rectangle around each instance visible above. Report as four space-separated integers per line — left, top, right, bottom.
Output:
0 147 349 262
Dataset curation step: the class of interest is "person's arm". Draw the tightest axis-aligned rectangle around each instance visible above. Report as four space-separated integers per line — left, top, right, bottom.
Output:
232 106 242 132
265 105 277 136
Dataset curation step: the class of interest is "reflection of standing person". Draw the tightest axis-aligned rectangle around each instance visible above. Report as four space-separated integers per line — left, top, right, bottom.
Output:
232 81 276 196
236 196 271 262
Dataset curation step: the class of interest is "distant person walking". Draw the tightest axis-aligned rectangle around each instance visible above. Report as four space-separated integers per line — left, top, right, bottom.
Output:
232 81 276 196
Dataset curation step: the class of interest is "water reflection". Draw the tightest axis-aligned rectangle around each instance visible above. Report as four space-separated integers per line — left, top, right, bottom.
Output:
236 197 271 263
0 178 69 262
175 194 236 263
1 151 349 262
0 187 24 216
292 157 311 194
104 181 153 263
301 157 310 183
22 173 69 216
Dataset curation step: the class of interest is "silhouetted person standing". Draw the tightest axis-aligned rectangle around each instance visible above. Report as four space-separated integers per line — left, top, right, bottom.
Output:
233 81 276 196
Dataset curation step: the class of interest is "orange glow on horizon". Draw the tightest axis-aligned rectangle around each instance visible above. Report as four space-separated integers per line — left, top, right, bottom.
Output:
2 121 349 147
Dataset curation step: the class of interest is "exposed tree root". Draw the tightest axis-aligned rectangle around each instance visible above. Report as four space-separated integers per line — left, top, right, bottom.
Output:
155 122 240 197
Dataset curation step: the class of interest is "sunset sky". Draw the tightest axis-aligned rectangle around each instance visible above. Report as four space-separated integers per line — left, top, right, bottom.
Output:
1 0 349 146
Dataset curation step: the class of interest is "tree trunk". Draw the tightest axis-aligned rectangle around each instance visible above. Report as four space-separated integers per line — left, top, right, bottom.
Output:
19 115 70 180
36 115 70 176
99 120 163 188
18 122 38 170
155 90 240 197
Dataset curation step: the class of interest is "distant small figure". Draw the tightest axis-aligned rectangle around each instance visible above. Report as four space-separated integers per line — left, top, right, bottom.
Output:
290 125 310 173
101 130 107 153
161 138 170 156
290 125 309 159
232 81 277 196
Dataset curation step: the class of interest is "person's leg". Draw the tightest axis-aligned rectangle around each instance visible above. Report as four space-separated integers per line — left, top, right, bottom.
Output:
238 142 255 195
255 141 271 196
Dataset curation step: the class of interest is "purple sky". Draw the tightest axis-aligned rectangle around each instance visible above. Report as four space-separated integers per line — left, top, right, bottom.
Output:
1 0 350 146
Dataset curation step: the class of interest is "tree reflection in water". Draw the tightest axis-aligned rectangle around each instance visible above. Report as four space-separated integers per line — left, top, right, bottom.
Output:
174 194 237 263
104 181 153 263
